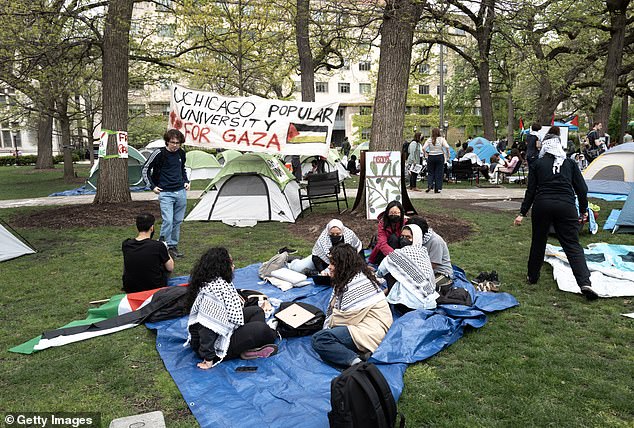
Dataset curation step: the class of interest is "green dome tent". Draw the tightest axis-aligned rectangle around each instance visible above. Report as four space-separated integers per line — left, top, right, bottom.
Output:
185 150 222 180
86 146 147 190
186 153 302 226
216 149 243 165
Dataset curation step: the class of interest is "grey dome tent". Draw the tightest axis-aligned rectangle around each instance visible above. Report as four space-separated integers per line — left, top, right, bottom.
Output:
185 152 302 226
613 188 634 234
583 143 634 195
0 219 35 262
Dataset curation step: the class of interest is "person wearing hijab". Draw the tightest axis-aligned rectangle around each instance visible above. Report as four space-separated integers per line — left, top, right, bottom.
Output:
514 126 598 300
288 219 363 274
312 244 393 367
377 224 439 311
368 200 408 265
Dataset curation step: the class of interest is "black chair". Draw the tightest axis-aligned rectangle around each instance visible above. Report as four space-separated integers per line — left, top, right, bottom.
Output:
499 160 526 185
299 171 348 215
451 160 476 185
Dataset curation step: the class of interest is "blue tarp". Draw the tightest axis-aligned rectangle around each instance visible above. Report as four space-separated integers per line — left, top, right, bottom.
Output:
468 137 498 162
149 264 518 428
604 209 621 230
588 192 628 201
49 185 150 197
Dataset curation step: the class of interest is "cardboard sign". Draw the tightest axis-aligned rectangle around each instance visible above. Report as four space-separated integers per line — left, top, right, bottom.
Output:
365 151 402 220
169 84 338 156
117 131 128 159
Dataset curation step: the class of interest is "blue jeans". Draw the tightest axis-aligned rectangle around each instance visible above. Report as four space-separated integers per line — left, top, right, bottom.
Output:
158 189 187 248
427 154 445 191
312 326 360 367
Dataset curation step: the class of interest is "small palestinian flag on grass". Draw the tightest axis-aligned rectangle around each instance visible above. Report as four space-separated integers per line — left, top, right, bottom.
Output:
10 286 188 354
287 123 329 144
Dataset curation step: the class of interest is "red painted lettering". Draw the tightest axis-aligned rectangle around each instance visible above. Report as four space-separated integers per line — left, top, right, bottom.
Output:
222 129 236 143
236 131 251 145
266 133 281 151
251 132 267 147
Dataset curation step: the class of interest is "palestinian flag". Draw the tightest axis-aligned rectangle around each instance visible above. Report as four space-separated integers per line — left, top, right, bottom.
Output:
10 286 188 354
287 123 329 144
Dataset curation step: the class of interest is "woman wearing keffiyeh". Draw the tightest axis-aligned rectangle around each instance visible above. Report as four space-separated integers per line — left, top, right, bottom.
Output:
515 126 599 300
288 219 362 274
377 224 439 311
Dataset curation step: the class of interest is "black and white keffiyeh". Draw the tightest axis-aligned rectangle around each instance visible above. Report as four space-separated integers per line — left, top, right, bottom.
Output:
185 278 244 361
420 227 434 246
326 272 384 317
539 134 567 174
312 219 363 264
384 224 436 298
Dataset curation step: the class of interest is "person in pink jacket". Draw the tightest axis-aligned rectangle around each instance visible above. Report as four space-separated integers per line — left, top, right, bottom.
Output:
368 201 408 265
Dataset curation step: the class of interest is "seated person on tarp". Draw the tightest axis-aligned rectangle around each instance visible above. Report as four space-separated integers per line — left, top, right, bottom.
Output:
288 219 363 275
346 155 359 175
368 200 408 265
377 224 438 312
490 148 521 183
312 244 393 367
458 146 490 180
407 216 454 290
122 212 174 293
185 247 278 370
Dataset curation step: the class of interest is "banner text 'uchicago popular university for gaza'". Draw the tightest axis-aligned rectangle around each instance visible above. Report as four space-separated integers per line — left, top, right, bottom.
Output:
169 85 338 154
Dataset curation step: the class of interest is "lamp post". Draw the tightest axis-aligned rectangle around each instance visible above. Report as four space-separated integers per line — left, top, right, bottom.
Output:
494 120 499 141
11 129 18 165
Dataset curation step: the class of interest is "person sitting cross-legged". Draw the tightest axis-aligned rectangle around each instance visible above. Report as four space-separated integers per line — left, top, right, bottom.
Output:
122 212 174 293
312 244 393 367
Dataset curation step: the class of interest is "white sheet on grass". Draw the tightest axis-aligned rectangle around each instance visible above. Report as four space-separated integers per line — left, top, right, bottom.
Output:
544 243 634 297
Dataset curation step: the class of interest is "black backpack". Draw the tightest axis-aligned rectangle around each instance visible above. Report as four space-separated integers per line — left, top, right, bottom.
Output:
328 362 404 428
274 302 325 338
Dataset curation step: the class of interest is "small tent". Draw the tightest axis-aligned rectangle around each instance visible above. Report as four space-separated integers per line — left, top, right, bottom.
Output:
0 220 35 262
145 139 165 149
468 137 498 162
86 146 147 190
185 153 302 225
613 188 634 233
185 150 222 180
583 143 634 195
351 142 370 159
217 149 243 165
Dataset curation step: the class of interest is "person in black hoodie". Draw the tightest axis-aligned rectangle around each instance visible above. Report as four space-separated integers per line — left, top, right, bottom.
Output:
514 126 598 300
142 129 190 259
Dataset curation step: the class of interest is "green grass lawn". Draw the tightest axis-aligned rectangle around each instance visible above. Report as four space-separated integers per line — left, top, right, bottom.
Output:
0 164 92 200
1 197 632 427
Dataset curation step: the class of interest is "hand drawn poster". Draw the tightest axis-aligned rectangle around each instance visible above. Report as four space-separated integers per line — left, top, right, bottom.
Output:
365 151 402 220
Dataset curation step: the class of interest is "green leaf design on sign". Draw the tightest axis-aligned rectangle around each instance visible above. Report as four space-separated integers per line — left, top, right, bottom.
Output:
370 161 378 176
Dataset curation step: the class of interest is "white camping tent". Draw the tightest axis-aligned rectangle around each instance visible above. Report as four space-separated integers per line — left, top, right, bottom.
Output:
186 153 302 226
0 222 35 262
583 143 634 195
185 150 222 180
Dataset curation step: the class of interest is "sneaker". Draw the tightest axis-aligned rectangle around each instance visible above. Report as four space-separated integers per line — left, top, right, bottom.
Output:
278 246 297 255
240 344 279 360
169 247 184 259
580 285 599 301
489 270 499 283
526 275 539 285
473 272 488 283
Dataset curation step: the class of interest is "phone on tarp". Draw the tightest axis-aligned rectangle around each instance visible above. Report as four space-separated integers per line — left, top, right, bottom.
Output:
235 366 258 372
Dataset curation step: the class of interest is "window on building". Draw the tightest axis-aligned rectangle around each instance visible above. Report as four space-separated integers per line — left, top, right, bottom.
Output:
436 85 447 95
359 106 372 115
359 61 371 71
420 106 430 115
418 85 429 95
315 82 328 93
293 81 302 92
405 106 412 114
1 130 11 148
455 107 464 115
335 107 345 121
359 83 371 94
128 104 146 117
158 24 175 37
338 83 350 93
437 64 448 74
418 63 430 74
13 131 21 147
361 127 371 140
473 107 482 116
342 60 350 70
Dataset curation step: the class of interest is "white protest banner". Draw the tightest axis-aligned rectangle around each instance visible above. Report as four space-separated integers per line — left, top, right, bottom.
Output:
98 131 108 158
365 151 402 220
117 131 128 159
169 84 338 156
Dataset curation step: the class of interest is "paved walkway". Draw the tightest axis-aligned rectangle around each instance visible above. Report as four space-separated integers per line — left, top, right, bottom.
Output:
0 186 525 209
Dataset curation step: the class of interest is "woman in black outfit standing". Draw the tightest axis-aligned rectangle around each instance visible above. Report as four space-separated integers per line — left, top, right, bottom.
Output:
514 126 598 300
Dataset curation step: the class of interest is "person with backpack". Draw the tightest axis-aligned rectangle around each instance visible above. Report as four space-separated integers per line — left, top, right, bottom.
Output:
312 244 393 367
288 219 363 275
376 224 438 312
185 247 278 369
514 126 599 301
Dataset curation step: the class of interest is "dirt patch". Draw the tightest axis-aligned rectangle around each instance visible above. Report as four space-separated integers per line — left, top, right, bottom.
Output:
287 209 472 245
431 198 524 214
12 201 161 229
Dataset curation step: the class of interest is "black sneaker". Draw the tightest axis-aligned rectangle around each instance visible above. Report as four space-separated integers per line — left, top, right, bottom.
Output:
526 275 539 285
278 246 298 255
580 285 599 300
489 270 499 283
473 272 488 284
169 247 184 259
